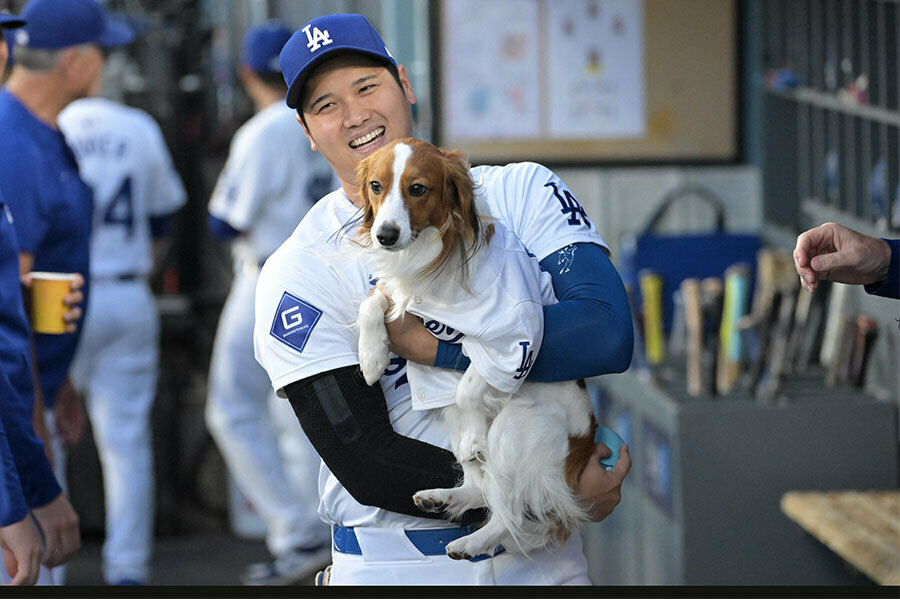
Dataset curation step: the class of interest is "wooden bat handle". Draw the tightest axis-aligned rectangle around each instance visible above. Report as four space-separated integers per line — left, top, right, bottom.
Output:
682 278 703 396
849 315 879 388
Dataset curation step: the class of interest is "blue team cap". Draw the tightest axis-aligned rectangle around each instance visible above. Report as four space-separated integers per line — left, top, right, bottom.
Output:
243 20 292 75
280 13 396 109
15 0 133 50
0 11 25 29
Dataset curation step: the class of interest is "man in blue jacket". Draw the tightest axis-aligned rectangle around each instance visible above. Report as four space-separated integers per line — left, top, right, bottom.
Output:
0 10 82 586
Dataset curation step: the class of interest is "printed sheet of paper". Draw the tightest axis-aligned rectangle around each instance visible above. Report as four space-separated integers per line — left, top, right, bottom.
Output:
546 0 645 139
442 0 541 140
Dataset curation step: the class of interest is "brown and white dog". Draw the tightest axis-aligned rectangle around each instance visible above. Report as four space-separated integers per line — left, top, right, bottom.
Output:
355 138 597 559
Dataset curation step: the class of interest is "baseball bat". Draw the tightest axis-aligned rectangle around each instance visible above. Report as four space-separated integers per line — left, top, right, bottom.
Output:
669 288 686 358
739 249 779 391
717 264 751 395
820 282 850 369
785 282 813 375
756 282 798 403
681 278 704 396
825 315 853 387
701 277 723 396
624 282 650 378
848 315 879 388
639 269 665 366
748 288 782 396
749 248 778 317
773 280 800 376
797 279 831 371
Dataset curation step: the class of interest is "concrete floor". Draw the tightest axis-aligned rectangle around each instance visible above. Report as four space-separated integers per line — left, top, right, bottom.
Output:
65 533 320 587
61 398 327 587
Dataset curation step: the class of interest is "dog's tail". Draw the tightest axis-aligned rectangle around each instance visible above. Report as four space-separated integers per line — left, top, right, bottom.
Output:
480 397 593 554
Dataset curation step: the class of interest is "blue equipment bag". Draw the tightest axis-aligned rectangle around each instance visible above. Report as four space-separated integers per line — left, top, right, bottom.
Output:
619 184 762 334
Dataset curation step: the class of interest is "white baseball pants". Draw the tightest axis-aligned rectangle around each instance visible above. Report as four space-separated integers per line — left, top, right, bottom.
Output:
69 279 158 584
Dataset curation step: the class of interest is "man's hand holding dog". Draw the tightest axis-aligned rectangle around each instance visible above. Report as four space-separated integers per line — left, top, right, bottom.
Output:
385 314 438 365
576 443 631 521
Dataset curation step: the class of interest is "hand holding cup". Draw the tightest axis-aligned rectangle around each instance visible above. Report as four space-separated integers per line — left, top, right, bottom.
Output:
21 272 84 334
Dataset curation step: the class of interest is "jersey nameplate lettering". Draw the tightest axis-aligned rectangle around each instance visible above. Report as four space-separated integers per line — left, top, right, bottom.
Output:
270 291 323 353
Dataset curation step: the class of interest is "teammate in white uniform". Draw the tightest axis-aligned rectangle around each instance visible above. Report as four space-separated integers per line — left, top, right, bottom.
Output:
59 96 186 585
205 21 335 585
252 15 634 585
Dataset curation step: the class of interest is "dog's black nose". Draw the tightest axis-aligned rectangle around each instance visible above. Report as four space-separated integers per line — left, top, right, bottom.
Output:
376 225 400 247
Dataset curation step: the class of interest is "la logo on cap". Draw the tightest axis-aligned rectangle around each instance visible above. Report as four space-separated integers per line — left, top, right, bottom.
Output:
301 23 332 52
15 29 28 46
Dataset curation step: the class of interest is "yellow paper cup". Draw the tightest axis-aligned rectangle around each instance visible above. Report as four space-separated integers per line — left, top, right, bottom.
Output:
29 272 78 335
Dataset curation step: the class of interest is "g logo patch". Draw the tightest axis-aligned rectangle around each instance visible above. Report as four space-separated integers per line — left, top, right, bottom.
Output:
281 306 303 329
270 292 323 353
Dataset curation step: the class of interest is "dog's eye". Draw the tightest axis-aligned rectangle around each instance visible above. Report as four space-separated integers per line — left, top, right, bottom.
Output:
369 181 382 194
408 183 427 197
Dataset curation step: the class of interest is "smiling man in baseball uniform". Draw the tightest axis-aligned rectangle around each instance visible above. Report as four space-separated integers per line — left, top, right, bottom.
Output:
252 14 634 585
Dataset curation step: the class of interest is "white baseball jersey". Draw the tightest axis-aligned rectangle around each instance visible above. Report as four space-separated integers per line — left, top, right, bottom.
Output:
254 161 606 530
400 221 558 411
208 101 337 265
59 98 186 279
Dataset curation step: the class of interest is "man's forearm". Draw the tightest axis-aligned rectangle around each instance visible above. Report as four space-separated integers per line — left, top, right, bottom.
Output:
284 365 484 522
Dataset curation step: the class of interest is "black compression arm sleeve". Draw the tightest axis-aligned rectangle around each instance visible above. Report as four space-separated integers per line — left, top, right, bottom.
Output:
284 365 485 523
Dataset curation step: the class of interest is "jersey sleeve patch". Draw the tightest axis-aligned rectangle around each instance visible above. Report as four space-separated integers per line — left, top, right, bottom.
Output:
269 291 324 354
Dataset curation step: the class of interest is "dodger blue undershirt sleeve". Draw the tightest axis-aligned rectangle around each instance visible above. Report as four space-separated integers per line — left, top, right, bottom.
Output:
863 238 899 300
435 242 634 381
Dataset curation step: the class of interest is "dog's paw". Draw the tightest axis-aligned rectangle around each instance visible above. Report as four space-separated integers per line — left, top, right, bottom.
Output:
413 489 452 513
358 339 390 386
445 537 486 561
359 354 388 386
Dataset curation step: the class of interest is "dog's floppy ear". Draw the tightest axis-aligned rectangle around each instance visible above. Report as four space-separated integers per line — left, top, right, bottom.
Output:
355 154 376 237
441 148 477 242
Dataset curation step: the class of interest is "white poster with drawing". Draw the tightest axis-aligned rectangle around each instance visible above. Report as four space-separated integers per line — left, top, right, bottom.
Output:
441 0 541 140
546 0 645 139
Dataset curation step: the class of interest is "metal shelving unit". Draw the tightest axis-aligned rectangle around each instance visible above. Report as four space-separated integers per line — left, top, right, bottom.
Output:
762 0 899 232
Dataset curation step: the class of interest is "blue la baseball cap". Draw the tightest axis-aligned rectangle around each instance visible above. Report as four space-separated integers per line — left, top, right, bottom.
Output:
280 13 396 109
0 11 25 29
15 0 133 50
243 20 292 75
